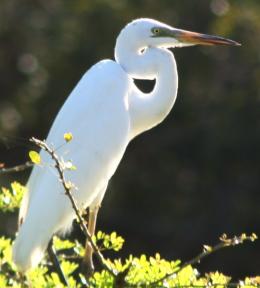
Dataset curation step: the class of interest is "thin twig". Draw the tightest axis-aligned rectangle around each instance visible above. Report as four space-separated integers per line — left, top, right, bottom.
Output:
30 137 117 278
149 233 258 287
0 161 32 174
47 239 69 286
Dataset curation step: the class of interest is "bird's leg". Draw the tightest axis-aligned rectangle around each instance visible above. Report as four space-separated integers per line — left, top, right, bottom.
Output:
18 272 26 287
82 205 99 278
47 238 69 286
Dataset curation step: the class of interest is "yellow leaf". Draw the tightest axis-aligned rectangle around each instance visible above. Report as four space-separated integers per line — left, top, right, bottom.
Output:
65 181 74 190
64 132 73 142
29 150 41 164
203 245 213 252
251 233 258 241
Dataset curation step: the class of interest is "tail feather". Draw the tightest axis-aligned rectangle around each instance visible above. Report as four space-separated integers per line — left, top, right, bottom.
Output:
13 213 75 272
12 217 52 272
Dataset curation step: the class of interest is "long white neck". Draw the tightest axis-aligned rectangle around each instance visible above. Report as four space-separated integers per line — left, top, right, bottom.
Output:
115 36 178 139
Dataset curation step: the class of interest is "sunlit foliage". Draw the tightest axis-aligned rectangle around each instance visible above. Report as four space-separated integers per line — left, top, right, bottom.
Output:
0 181 258 287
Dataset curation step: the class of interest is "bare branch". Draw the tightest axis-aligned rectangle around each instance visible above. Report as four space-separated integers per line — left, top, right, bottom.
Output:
149 233 258 287
0 161 32 174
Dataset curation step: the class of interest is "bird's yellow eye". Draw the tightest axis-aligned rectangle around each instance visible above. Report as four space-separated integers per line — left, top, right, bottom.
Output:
152 28 160 34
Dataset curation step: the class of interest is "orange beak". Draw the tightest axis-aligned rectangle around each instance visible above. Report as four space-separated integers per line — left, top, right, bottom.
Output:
170 28 241 46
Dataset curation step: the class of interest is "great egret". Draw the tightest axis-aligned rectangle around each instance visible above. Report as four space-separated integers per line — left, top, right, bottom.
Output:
13 18 239 273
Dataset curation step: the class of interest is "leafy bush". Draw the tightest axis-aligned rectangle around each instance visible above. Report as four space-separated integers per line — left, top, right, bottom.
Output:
0 180 259 287
0 137 259 287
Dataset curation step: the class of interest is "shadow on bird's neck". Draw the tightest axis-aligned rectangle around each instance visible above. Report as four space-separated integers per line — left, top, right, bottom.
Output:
115 34 176 81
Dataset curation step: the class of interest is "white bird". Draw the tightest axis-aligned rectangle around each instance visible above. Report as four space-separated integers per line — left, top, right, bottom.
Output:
13 18 239 273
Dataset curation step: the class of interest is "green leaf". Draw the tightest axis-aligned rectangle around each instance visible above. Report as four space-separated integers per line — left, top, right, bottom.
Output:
53 236 75 251
60 260 78 276
95 231 125 252
0 275 7 288
0 182 26 212
29 150 41 164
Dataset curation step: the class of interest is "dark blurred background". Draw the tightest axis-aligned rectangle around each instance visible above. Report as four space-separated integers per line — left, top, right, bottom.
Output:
0 0 259 279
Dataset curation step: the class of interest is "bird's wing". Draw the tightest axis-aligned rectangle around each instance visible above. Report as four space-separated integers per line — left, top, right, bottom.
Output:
19 59 131 225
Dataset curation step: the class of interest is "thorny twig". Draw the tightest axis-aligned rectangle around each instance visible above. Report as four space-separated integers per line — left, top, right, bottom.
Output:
30 137 117 278
0 161 32 174
149 233 258 287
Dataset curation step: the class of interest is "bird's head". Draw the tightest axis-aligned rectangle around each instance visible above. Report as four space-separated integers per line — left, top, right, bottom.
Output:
123 18 240 50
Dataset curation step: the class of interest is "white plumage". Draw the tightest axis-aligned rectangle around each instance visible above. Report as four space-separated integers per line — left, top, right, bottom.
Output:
13 60 131 271
13 18 239 271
